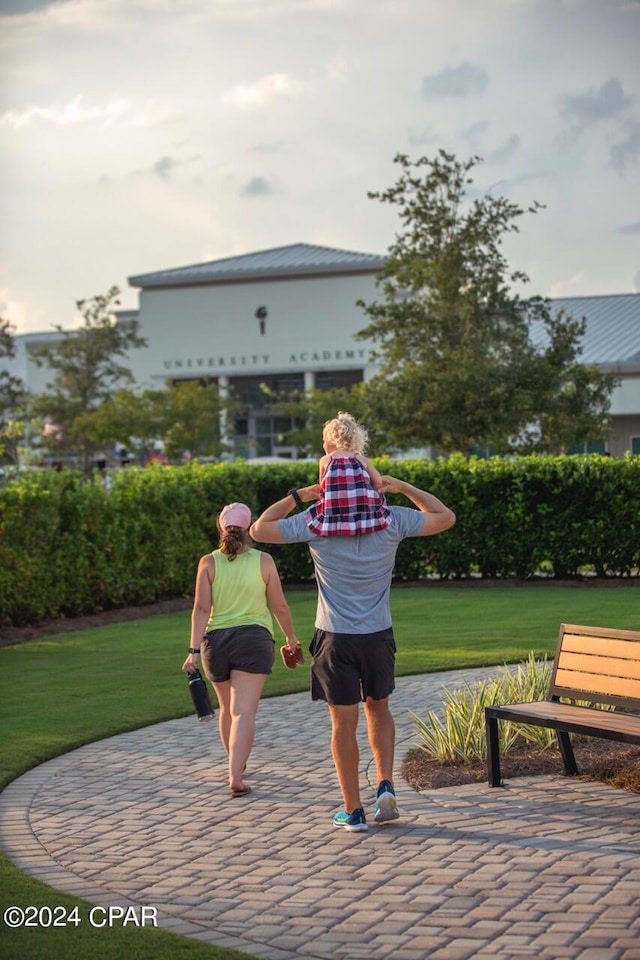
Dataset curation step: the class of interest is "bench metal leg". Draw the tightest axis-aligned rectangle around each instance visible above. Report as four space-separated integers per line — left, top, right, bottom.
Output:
486 714 502 787
557 730 579 776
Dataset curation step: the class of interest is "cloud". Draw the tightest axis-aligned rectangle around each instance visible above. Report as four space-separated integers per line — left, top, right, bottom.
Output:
0 0 61 13
0 285 48 334
557 77 634 128
487 133 521 165
326 56 349 81
132 154 200 182
220 73 305 109
617 220 640 235
461 120 490 141
407 125 438 147
0 0 344 30
421 62 489 98
0 94 170 129
154 156 174 181
548 273 587 298
251 141 285 153
483 170 549 196
609 119 640 174
240 176 275 196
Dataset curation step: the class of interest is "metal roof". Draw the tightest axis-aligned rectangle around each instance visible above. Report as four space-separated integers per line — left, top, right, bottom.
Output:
129 243 386 289
530 293 640 366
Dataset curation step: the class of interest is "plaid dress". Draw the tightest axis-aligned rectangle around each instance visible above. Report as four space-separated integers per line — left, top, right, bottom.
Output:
305 455 391 536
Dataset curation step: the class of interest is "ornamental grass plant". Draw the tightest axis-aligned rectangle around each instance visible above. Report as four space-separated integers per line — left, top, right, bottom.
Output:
411 652 617 765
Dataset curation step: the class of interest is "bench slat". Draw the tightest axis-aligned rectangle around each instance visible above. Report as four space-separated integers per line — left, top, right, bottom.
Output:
487 700 640 736
557 650 640 681
553 668 640 701
562 634 640 660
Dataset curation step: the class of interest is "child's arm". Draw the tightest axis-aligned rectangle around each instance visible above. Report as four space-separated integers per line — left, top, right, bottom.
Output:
318 454 331 483
356 454 383 491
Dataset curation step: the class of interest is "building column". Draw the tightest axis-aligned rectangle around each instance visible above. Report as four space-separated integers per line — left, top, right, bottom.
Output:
218 376 231 459
304 370 315 391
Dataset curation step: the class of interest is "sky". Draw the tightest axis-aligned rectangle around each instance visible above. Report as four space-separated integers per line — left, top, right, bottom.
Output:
1 0 639 335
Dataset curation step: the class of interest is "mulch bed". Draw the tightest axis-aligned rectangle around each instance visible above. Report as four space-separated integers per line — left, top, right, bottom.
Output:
0 598 192 647
402 739 640 794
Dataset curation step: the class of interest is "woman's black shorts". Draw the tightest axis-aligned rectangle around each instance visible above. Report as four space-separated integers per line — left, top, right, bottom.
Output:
201 624 275 682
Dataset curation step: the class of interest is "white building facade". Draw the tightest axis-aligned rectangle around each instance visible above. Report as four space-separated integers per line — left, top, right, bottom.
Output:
6 243 640 459
125 244 383 458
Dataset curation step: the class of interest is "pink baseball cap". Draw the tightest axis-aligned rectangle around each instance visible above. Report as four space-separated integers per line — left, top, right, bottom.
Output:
219 502 252 530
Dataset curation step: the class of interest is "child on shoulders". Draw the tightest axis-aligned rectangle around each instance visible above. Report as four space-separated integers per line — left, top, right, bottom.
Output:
305 411 390 536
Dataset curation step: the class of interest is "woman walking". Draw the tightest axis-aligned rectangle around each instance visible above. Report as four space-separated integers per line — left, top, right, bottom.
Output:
182 502 300 796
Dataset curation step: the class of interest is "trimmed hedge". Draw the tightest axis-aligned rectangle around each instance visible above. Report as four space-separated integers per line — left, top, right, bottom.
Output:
1 455 638 627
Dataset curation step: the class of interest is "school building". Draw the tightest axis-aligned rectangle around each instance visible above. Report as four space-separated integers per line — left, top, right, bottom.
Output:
10 242 640 459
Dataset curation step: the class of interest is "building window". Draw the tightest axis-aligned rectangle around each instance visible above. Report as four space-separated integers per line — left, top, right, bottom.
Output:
315 369 363 391
231 413 304 458
229 373 305 411
228 369 363 458
632 437 640 455
567 440 606 454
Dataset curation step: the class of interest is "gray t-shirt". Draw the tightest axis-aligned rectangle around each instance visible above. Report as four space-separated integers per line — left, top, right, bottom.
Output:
279 506 425 634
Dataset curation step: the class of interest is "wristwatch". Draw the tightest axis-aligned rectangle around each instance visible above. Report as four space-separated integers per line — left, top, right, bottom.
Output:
288 488 303 506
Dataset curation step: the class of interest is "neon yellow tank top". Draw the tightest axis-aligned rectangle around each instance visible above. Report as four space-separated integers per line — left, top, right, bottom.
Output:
206 548 273 633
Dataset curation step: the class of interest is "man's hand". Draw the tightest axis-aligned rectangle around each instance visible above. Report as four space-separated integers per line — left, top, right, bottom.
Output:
379 475 456 535
379 475 403 495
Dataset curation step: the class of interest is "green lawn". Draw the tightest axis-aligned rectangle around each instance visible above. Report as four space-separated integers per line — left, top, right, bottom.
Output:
1 582 638 960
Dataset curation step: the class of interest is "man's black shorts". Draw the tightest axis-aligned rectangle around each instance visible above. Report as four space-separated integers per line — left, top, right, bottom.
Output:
201 625 274 682
309 627 396 705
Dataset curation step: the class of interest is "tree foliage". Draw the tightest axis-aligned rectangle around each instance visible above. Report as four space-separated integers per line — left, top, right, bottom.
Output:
154 380 234 461
29 287 147 469
357 151 617 454
522 297 619 452
84 381 235 463
0 318 28 465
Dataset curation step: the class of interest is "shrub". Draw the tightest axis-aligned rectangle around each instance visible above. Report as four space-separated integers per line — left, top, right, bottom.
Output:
1 454 638 626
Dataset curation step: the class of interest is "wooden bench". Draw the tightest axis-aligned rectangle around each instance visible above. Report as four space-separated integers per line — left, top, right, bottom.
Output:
485 623 640 788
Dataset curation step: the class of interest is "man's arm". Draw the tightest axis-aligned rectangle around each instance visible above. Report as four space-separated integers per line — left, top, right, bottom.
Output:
379 476 456 536
250 484 321 543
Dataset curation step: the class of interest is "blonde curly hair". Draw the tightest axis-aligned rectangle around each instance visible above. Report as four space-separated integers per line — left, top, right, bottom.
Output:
323 411 368 455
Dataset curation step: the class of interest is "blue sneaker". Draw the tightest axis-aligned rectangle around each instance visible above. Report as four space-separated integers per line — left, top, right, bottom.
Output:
374 780 399 823
332 808 368 832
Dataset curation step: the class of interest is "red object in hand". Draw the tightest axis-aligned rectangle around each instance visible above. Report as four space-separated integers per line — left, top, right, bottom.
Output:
280 645 304 669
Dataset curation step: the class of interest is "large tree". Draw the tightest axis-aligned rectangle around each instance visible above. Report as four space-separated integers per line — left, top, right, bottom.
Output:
357 151 617 454
0 318 28 466
30 287 147 470
516 297 618 453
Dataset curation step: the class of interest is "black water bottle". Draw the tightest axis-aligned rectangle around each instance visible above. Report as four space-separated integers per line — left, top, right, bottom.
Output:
188 669 215 721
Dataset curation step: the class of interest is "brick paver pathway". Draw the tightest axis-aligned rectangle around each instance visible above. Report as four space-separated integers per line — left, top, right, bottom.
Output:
1 668 639 959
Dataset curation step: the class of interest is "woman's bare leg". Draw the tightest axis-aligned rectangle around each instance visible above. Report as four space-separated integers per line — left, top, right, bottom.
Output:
227 671 267 792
